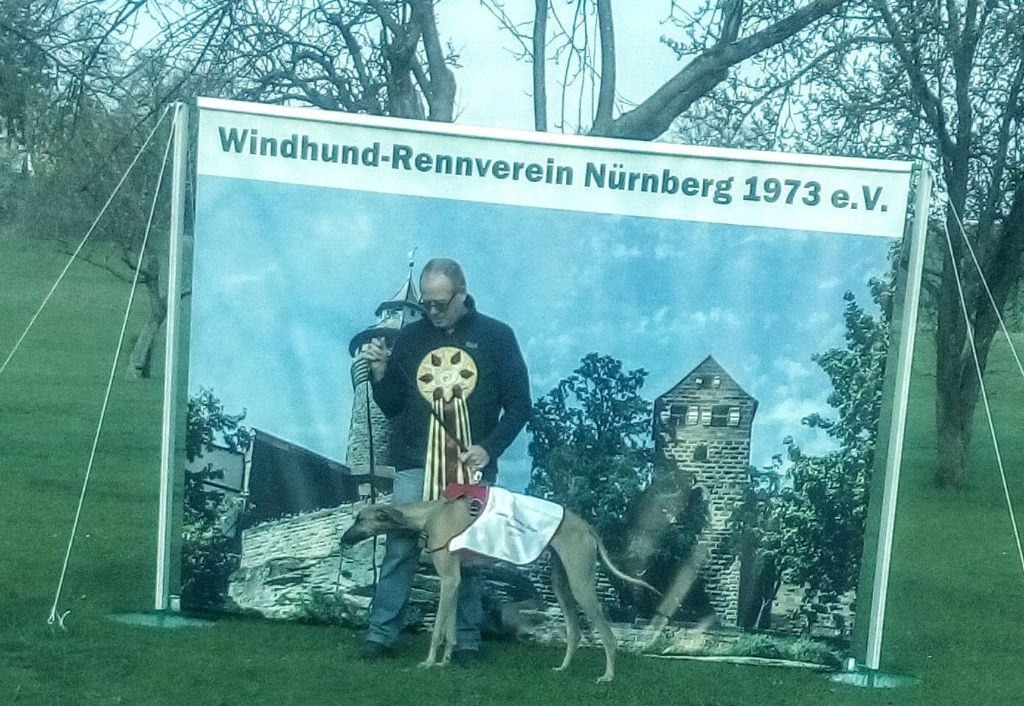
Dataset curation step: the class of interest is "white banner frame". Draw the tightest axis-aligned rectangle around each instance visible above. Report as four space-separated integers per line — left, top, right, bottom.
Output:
160 98 928 673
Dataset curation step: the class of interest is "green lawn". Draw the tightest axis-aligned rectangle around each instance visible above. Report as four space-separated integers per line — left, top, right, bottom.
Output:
2 231 1022 705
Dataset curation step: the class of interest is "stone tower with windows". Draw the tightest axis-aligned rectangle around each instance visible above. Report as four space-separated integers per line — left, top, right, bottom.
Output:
653 355 758 625
346 266 423 494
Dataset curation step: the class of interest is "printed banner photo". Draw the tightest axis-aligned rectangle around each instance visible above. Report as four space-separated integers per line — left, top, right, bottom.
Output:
181 97 914 659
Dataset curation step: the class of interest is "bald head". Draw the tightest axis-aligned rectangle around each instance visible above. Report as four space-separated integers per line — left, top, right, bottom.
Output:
421 258 466 292
420 257 469 332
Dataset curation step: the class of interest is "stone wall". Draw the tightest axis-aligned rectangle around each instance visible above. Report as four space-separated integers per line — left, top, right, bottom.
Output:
228 499 627 642
228 500 374 622
224 493 798 659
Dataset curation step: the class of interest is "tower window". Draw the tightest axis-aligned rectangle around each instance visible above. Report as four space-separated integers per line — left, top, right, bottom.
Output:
728 408 741 426
685 406 699 426
670 405 688 436
711 405 731 426
700 407 712 426
693 444 708 462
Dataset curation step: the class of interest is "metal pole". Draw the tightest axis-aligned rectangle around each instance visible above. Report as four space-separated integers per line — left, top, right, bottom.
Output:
156 103 189 611
864 166 931 669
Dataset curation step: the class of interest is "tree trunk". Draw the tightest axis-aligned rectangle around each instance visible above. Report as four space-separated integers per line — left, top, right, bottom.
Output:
126 308 163 379
933 181 1024 486
934 212 971 487
532 0 548 132
934 379 972 487
126 256 167 379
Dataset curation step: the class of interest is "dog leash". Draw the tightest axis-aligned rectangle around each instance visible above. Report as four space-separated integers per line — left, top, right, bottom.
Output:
336 359 382 618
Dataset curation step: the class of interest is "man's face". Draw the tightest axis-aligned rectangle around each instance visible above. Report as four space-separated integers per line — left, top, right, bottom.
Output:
420 272 467 330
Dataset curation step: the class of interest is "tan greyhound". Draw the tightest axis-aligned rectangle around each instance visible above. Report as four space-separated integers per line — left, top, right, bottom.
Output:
340 495 660 682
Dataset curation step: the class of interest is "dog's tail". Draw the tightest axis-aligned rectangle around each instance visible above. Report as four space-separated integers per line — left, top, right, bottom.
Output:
593 531 662 596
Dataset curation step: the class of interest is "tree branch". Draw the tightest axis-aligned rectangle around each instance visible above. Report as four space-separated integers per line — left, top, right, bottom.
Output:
875 2 957 160
602 0 848 139
979 55 1024 236
409 0 456 121
592 0 615 131
533 0 548 131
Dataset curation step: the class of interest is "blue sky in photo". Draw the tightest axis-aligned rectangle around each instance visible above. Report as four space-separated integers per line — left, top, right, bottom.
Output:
188 176 894 492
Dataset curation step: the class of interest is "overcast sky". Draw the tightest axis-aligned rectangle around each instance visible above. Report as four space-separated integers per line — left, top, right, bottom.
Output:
188 176 891 492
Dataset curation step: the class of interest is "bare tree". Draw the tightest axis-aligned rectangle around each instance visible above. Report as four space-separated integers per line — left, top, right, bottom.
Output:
892 2 1023 488
151 0 458 120
637 0 1024 488
30 0 1022 419
483 0 852 137
2 1 184 378
778 0 1024 487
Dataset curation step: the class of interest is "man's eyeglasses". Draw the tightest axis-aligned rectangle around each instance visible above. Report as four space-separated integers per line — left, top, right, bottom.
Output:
419 292 458 312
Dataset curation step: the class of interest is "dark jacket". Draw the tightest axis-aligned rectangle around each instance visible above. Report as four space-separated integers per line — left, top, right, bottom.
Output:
371 297 530 482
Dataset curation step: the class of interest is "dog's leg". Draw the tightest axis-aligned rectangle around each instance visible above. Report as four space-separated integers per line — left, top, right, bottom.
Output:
420 548 461 669
438 552 460 666
560 542 617 683
549 553 581 673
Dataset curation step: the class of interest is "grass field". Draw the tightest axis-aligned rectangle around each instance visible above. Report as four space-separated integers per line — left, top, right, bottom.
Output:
2 231 1023 705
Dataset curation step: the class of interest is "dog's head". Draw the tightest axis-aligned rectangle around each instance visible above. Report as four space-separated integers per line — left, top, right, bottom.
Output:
340 505 409 545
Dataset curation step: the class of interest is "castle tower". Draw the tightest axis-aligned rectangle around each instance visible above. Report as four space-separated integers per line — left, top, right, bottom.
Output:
653 355 758 625
346 264 423 494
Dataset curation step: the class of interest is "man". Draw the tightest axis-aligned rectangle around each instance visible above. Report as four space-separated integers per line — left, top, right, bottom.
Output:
358 257 531 666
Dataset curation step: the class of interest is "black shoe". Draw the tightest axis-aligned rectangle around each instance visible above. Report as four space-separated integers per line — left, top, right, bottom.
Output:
452 649 481 668
360 641 396 660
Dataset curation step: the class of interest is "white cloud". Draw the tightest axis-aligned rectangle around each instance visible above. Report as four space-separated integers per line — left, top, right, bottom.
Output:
820 322 846 347
610 242 644 259
760 312 781 330
305 207 376 257
525 331 576 356
530 370 563 394
772 356 814 380
740 229 810 247
760 395 828 426
798 311 831 331
689 307 743 329
219 262 280 287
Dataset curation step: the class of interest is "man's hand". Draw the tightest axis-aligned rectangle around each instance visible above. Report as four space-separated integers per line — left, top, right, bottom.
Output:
459 445 490 482
358 337 390 382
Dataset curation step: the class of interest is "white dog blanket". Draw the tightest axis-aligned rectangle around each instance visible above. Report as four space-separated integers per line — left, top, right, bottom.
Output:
447 487 565 565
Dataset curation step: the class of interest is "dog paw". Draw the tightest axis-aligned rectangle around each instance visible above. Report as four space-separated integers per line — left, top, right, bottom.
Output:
596 674 614 683
417 661 434 669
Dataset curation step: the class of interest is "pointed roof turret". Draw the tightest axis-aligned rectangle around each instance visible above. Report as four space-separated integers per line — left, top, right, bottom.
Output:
348 253 424 356
374 272 420 318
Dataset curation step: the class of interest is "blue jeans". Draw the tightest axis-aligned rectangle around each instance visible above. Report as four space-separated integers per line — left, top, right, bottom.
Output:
366 468 483 651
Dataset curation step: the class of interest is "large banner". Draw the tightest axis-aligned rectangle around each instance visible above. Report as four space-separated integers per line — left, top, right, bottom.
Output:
181 97 915 660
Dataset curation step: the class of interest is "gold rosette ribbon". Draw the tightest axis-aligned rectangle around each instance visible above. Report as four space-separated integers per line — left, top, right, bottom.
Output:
416 346 478 500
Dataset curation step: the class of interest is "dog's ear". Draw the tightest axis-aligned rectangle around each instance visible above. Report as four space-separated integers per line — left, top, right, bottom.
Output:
374 505 405 525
